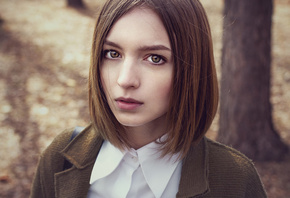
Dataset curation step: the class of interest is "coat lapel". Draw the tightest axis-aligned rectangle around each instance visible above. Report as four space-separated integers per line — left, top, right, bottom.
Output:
53 126 209 198
55 125 103 198
54 164 94 198
176 138 210 198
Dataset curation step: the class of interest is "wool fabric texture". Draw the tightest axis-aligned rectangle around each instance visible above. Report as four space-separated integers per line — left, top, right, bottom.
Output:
30 124 267 198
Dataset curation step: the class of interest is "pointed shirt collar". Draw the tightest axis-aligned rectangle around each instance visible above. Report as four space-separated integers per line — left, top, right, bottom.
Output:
59 125 210 198
89 138 181 198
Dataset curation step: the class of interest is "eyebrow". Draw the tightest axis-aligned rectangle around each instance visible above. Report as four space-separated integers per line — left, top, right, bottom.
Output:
104 40 171 52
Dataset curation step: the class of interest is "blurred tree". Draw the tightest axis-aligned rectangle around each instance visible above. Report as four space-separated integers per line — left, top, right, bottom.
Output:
67 0 84 8
0 15 4 25
218 0 288 161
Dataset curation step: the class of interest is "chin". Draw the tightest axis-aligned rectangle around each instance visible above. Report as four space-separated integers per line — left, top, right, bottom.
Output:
115 117 145 128
118 121 143 127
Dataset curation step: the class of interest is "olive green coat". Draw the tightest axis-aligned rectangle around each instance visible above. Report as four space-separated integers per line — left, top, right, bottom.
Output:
30 125 267 198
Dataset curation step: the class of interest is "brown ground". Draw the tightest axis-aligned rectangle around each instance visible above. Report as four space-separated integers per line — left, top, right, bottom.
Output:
0 0 289 197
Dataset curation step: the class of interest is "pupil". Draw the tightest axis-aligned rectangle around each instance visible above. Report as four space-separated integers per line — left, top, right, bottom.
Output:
111 51 118 58
152 55 160 63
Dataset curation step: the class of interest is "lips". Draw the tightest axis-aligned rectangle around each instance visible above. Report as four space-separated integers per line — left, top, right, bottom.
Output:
115 97 143 110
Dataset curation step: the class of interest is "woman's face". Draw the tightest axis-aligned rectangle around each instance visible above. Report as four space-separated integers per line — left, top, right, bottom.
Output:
101 7 173 132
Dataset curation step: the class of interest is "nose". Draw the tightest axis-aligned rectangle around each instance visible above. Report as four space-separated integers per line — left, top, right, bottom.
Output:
117 58 140 89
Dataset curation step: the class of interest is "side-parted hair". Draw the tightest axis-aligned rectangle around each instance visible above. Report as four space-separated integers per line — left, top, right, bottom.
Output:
89 0 218 159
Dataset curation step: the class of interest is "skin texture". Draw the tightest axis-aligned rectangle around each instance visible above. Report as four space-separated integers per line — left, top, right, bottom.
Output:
101 7 173 149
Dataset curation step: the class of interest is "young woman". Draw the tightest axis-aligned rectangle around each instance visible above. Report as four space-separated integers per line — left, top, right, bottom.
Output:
30 0 267 197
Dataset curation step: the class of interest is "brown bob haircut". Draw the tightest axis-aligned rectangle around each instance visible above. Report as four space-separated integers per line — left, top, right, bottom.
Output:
89 0 218 159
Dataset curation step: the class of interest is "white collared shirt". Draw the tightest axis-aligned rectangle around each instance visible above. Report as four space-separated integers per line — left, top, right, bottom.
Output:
87 139 182 198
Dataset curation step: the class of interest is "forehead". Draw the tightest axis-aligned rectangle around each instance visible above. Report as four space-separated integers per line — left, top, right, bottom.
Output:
105 7 170 48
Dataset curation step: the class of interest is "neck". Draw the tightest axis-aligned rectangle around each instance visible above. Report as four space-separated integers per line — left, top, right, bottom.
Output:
124 116 169 149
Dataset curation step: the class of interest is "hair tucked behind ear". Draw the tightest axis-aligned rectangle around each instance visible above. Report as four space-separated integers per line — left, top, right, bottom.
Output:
88 0 218 159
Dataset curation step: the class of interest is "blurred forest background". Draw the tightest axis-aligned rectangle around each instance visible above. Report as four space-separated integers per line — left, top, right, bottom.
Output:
0 0 289 197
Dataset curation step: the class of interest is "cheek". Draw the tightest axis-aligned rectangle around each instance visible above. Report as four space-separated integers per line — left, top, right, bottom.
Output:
153 76 173 102
100 67 111 97
163 71 173 95
163 82 173 103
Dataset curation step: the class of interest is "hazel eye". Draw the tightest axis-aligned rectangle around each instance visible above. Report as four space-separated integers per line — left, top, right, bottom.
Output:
105 50 121 59
147 55 165 65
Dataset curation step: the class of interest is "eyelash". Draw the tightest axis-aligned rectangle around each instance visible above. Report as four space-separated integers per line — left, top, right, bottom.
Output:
103 50 166 65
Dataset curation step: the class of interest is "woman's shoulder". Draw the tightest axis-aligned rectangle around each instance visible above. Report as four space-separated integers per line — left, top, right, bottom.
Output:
38 125 100 169
36 127 78 172
41 127 76 156
204 138 267 197
205 138 258 174
42 124 96 155
206 138 253 164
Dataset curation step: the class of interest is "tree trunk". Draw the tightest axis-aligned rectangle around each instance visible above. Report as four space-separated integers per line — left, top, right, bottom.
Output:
67 0 84 8
218 0 288 161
